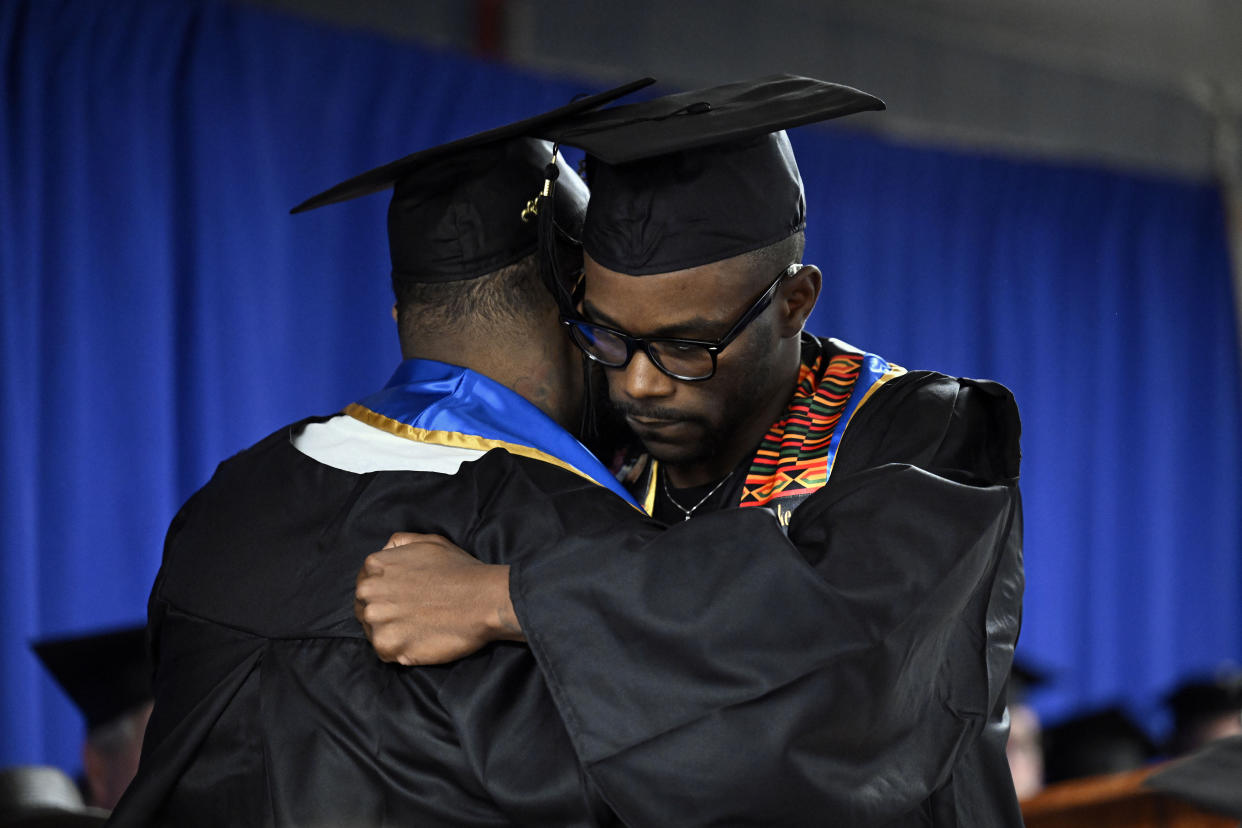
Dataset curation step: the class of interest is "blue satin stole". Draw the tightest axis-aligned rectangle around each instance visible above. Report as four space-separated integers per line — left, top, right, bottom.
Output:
346 359 640 509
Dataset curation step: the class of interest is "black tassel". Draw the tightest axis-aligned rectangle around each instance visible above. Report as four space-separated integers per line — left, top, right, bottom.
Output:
537 159 574 315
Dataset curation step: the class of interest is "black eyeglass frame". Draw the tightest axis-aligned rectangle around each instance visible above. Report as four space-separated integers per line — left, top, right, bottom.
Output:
561 263 800 382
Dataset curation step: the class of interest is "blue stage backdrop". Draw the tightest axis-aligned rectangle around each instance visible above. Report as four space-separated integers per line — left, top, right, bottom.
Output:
3 0 1240 774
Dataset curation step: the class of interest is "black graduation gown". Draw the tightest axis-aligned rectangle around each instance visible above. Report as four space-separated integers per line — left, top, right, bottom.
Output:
508 365 1026 827
114 356 1023 827
108 420 643 828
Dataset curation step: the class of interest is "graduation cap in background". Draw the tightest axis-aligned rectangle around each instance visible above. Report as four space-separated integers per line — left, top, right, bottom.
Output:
1144 733 1242 819
1163 667 1242 755
1042 706 1159 784
1007 659 1052 707
534 74 886 276
31 626 151 733
289 77 655 286
1166 670 1242 724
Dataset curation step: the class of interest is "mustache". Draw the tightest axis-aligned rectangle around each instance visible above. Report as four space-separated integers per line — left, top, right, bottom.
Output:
611 401 695 422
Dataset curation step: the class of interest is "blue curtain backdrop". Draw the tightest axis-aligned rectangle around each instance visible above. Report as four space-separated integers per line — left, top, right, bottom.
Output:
3 0 1239 774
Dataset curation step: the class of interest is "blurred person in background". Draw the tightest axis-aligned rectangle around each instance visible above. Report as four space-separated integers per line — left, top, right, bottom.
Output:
1042 706 1157 785
1144 733 1242 820
1005 661 1047 800
1163 668 1242 757
31 626 152 811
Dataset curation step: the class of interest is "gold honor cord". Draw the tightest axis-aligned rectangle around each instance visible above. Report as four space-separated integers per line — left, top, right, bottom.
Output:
641 459 660 516
345 404 642 510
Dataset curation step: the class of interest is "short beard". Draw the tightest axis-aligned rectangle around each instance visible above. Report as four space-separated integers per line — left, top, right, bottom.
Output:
622 315 783 472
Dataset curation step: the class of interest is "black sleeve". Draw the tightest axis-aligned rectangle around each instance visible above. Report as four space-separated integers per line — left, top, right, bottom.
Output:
509 373 1024 827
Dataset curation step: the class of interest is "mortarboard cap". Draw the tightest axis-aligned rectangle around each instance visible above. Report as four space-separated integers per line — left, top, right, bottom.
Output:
1163 668 1242 755
31 626 151 733
290 78 655 284
1008 659 1052 706
536 74 885 276
1165 670 1242 725
1144 733 1242 819
1042 706 1158 784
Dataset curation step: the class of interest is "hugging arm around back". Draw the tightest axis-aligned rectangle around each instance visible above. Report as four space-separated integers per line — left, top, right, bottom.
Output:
115 424 651 828
506 371 1024 827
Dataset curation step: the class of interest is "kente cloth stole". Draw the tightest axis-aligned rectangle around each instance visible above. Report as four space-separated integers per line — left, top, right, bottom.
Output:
738 345 904 523
633 342 904 526
345 358 641 509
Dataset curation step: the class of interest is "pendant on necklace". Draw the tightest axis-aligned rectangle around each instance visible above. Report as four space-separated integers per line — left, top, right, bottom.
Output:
662 467 735 522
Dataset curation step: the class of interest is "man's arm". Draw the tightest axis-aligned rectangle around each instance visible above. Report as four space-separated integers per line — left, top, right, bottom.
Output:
504 375 1023 826
354 532 522 666
354 374 1024 826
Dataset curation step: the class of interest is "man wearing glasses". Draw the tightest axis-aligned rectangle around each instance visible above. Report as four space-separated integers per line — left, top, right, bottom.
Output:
358 76 1025 827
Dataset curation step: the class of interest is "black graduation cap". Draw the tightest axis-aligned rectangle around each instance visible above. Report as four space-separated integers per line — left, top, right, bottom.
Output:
535 74 885 276
31 626 151 733
1144 733 1242 819
1165 670 1242 725
1008 659 1052 706
1042 706 1159 784
289 78 655 284
1163 669 1242 755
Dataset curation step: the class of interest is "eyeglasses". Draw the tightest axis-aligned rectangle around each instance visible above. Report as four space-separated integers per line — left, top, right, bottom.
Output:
561 263 799 382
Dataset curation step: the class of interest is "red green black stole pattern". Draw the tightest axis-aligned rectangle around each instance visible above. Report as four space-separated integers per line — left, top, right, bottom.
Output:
631 339 903 525
737 340 904 522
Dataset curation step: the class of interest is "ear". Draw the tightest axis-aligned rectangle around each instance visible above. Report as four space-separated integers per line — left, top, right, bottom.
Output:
776 265 821 337
391 304 399 322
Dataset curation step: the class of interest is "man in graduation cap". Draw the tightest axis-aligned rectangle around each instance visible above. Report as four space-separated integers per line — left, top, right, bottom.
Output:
32 626 152 811
1041 707 1157 784
359 75 1025 827
107 81 665 827
1163 670 1242 756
